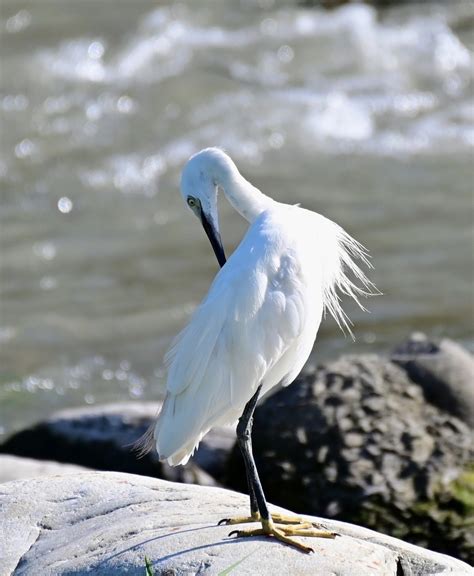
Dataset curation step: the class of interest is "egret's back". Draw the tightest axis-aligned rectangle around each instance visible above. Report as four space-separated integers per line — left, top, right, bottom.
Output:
146 205 373 466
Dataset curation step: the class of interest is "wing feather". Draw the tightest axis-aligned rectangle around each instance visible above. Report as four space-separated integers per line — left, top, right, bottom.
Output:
154 211 306 464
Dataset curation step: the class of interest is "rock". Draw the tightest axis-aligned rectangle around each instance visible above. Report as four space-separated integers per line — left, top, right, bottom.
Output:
392 332 474 425
226 355 474 563
0 455 88 483
1 471 470 576
0 403 235 486
191 425 237 480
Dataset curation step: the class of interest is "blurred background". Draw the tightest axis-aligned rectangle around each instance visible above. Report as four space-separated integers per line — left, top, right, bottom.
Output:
0 0 473 441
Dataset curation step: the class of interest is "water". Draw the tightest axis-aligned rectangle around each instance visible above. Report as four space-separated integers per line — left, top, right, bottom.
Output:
1 0 473 440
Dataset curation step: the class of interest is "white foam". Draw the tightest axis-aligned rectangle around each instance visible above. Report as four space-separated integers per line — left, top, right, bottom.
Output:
32 2 473 156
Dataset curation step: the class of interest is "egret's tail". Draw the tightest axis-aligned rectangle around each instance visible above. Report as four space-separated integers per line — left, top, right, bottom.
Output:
133 414 158 458
134 393 232 466
132 398 185 462
135 421 200 466
153 394 203 465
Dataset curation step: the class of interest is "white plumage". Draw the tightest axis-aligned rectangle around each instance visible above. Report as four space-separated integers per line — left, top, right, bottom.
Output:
139 148 374 466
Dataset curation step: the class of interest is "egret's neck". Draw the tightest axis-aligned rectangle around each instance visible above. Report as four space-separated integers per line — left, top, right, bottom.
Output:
219 171 274 223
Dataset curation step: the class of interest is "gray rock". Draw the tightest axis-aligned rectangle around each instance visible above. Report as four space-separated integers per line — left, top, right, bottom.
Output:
227 354 474 563
0 403 235 486
392 332 474 425
0 455 87 483
0 471 470 576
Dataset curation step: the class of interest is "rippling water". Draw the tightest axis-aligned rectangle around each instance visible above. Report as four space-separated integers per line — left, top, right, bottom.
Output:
1 0 473 439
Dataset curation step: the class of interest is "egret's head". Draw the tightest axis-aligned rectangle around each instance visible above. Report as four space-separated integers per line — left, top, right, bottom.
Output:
180 148 235 268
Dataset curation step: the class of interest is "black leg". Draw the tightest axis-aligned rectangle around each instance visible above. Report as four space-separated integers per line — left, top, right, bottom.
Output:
239 413 259 517
236 384 270 521
227 383 337 553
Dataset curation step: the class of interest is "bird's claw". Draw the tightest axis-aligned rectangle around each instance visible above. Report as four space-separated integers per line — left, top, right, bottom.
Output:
217 513 260 526
218 512 318 527
228 523 315 554
227 519 338 554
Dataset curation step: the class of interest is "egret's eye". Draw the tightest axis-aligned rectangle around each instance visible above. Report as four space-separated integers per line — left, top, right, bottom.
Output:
187 197 197 208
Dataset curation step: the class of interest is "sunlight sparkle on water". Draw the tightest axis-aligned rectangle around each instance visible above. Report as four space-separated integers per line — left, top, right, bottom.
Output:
33 241 57 260
58 196 73 213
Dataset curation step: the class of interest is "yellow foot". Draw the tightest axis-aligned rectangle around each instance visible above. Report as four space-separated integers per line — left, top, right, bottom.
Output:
218 512 330 529
218 513 260 526
227 519 338 554
270 512 329 528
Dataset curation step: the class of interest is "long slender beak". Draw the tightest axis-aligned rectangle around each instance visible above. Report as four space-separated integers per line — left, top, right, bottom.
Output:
200 211 227 268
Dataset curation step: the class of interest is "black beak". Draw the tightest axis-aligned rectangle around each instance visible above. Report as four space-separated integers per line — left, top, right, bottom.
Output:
200 211 227 268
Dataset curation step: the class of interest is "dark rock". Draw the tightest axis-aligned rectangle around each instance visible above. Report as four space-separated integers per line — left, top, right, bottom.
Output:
392 332 474 425
192 425 237 480
0 402 235 486
226 354 474 563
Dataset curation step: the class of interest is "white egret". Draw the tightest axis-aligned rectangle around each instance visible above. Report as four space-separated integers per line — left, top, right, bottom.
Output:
138 148 376 553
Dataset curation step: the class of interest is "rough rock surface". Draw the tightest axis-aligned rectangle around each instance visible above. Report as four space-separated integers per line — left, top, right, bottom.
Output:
0 403 235 485
0 455 87 483
227 354 474 563
1 472 471 576
392 333 474 425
